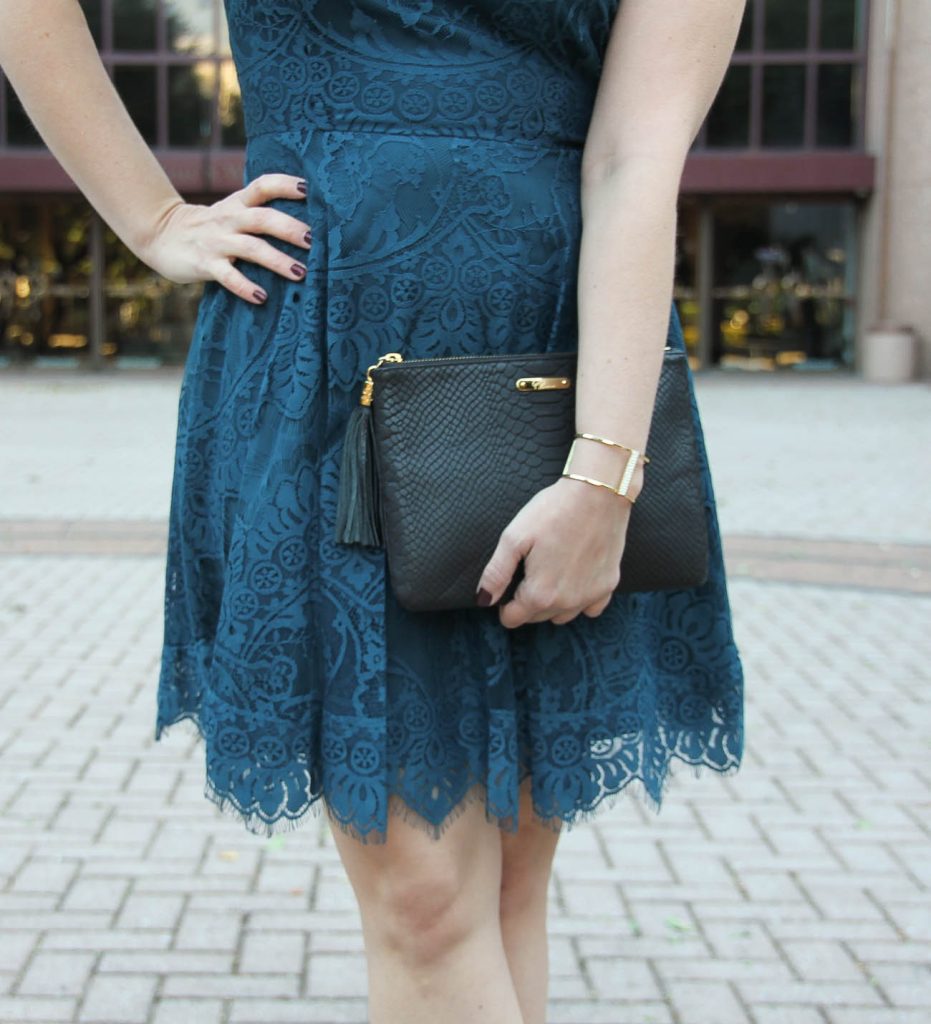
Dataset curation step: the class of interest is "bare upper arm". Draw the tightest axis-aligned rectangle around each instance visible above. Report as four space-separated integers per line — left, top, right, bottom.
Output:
580 0 746 182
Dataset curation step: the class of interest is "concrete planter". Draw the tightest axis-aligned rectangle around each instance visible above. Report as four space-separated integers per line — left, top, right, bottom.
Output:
862 325 917 383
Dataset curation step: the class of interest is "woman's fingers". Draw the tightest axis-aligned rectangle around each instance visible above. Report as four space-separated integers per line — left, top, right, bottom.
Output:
210 258 273 306
236 204 312 251
201 174 313 300
581 593 613 618
239 172 307 207
478 484 626 628
226 232 308 285
475 525 529 607
495 540 620 629
497 550 565 628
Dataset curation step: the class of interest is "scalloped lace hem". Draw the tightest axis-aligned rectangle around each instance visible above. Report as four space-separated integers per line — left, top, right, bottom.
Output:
155 708 742 846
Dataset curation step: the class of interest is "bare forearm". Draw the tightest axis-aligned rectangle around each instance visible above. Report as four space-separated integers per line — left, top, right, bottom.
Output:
0 0 183 260
572 156 681 490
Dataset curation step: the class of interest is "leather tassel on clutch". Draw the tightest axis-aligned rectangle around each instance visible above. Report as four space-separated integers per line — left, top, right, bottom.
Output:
334 353 402 547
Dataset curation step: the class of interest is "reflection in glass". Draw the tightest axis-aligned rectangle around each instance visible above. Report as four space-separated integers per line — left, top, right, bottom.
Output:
113 66 158 144
0 196 206 366
0 200 93 362
166 0 217 56
765 0 809 50
113 0 157 51
818 64 855 146
672 201 701 366
103 221 204 363
820 0 860 50
762 65 805 147
706 65 750 147
219 59 246 146
711 200 855 367
169 63 216 146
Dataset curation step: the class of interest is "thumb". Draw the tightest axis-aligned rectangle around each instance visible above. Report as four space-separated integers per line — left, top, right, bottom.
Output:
475 529 529 606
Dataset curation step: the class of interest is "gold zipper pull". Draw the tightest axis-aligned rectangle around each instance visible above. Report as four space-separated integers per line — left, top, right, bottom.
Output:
360 352 404 406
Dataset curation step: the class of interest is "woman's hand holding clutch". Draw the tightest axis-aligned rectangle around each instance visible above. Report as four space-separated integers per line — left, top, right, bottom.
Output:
474 473 637 629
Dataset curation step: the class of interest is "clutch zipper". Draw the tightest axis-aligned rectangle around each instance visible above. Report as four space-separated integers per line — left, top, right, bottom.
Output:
360 345 673 405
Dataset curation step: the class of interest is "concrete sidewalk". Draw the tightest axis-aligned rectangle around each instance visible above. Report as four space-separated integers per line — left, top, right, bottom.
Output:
0 368 929 1024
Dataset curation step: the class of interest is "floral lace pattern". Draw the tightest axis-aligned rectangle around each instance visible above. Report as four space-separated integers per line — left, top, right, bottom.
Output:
155 0 745 843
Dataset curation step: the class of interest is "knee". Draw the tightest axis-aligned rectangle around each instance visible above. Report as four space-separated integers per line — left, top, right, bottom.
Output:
366 865 482 965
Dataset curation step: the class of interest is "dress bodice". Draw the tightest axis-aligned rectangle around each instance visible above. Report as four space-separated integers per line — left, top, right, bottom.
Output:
224 0 621 146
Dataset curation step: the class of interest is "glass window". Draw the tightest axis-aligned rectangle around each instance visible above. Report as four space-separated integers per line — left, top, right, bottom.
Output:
5 81 43 147
764 0 809 51
696 1 866 152
705 65 751 148
0 198 206 367
734 2 754 52
166 0 217 56
817 64 855 146
168 63 216 146
78 0 104 46
762 64 806 147
102 220 204 364
0 200 93 363
711 199 855 367
113 0 157 51
820 0 860 50
113 66 159 144
219 59 245 146
672 200 701 366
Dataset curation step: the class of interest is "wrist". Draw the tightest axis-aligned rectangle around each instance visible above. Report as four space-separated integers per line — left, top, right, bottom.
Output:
561 435 646 504
556 470 641 509
134 194 187 267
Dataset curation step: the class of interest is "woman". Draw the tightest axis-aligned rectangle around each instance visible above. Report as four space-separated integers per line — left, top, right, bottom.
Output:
0 1 747 1020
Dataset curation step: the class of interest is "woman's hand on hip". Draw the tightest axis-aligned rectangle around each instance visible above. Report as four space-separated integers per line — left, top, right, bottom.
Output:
139 174 312 305
475 476 634 628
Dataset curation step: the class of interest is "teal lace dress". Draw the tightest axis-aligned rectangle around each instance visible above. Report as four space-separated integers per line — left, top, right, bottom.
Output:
155 0 745 844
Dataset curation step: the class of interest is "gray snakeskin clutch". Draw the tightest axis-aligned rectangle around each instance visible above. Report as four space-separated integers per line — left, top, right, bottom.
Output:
334 346 708 612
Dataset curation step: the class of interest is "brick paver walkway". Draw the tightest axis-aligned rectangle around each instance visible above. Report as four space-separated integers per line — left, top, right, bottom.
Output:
1 368 929 1024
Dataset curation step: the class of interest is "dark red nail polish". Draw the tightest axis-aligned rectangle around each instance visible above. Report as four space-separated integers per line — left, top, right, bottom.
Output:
303 230 312 245
296 179 307 194
253 287 267 302
476 588 492 607
291 263 306 278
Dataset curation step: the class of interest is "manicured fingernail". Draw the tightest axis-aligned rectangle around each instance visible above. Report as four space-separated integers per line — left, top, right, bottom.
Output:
253 287 267 303
290 263 306 279
303 230 312 245
476 588 492 607
296 179 307 194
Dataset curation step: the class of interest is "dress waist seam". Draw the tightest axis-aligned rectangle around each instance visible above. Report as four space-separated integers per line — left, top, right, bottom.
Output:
245 122 585 152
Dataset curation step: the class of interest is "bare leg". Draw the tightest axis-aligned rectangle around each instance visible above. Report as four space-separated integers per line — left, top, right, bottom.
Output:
327 788 525 1024
499 777 563 1024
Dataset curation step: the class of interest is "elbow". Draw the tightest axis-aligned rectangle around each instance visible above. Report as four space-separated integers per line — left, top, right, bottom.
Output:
579 149 688 196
